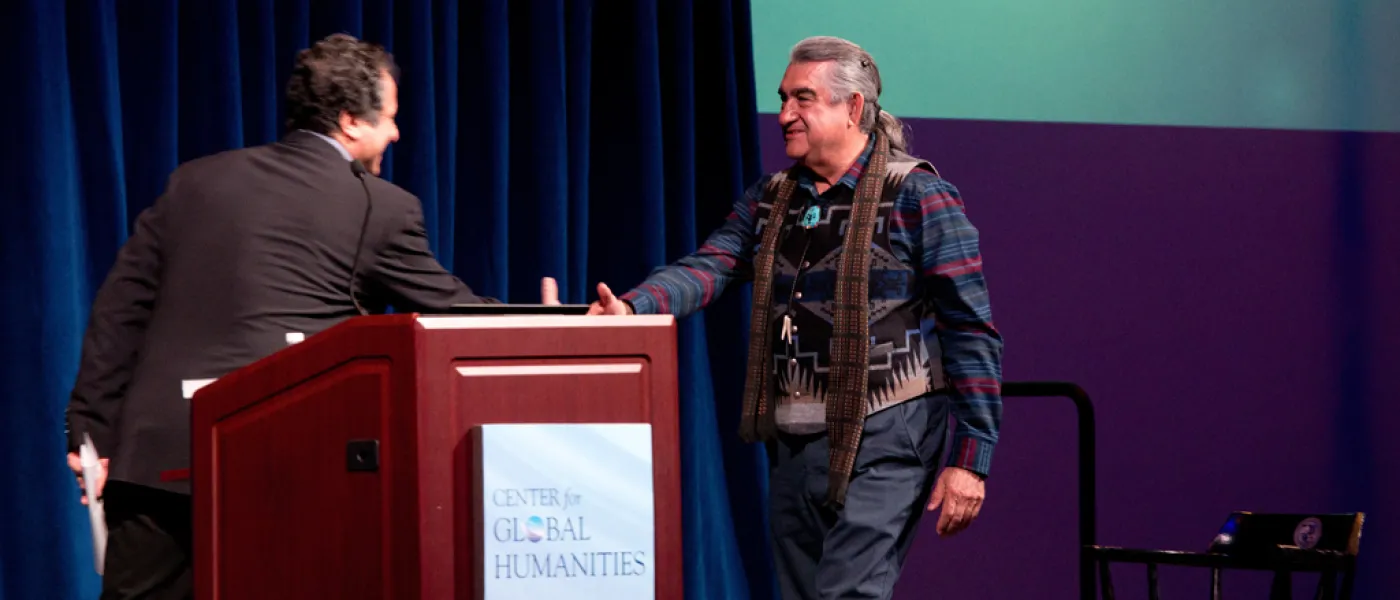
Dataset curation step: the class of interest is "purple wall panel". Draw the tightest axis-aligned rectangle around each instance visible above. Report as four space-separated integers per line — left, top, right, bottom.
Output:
755 113 1399 598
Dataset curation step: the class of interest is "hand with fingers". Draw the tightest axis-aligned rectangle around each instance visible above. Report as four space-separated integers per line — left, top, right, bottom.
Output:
586 282 633 315
67 452 108 506
926 466 985 536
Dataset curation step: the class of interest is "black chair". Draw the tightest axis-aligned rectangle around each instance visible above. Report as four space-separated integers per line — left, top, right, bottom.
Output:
1089 511 1365 599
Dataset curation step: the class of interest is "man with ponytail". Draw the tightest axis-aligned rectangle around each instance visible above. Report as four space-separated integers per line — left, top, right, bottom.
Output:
589 36 1003 598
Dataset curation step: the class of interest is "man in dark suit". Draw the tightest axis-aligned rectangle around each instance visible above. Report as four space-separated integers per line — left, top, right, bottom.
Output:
63 33 553 599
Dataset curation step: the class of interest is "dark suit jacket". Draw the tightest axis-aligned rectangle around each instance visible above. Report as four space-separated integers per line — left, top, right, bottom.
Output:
65 130 496 493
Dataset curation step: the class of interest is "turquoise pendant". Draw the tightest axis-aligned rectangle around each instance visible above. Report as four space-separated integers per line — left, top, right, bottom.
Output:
800 205 821 228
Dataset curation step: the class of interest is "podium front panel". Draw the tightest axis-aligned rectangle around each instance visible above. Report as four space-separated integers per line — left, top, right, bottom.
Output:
190 314 681 600
208 360 392 599
414 316 682 600
191 316 423 600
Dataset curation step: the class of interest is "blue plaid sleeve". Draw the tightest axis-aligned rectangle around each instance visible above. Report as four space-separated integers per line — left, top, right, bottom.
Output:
912 172 1004 477
621 176 768 316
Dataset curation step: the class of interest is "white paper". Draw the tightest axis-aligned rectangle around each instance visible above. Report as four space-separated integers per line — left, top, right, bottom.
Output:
181 378 217 400
79 433 107 575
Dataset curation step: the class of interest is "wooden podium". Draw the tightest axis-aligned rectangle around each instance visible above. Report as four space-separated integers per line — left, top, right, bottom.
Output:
187 313 682 599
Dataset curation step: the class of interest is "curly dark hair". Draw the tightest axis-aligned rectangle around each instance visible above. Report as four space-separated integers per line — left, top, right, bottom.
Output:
284 33 400 135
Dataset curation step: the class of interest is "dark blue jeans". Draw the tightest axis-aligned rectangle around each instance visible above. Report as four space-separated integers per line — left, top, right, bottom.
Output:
766 395 949 600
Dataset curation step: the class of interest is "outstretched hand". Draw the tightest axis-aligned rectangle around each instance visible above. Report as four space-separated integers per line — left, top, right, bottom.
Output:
586 282 631 315
926 466 985 536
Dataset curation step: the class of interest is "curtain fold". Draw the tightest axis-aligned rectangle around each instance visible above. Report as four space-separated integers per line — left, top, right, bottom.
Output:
0 1 772 598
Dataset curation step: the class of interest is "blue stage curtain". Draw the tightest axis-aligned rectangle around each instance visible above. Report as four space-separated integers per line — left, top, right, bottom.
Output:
0 1 777 598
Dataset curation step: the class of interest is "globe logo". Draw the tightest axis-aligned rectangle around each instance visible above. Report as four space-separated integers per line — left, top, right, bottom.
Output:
524 516 546 542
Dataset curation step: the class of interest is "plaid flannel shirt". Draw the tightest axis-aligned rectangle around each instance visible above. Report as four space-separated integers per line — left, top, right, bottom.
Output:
622 139 1003 476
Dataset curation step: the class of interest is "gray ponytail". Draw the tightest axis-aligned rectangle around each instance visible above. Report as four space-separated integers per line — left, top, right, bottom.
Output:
789 36 908 153
874 109 908 154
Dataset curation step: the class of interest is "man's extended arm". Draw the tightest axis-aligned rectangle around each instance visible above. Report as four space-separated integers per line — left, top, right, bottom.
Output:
66 197 166 456
918 176 1004 477
620 177 768 316
367 196 501 310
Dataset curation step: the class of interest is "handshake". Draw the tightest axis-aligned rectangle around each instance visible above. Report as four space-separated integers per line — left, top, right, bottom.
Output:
538 277 635 316
537 275 638 313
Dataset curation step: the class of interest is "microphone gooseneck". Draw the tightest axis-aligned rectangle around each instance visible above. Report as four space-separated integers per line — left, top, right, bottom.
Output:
348 160 372 316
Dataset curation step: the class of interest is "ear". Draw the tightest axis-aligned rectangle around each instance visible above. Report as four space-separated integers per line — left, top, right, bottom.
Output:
337 111 360 140
848 93 865 127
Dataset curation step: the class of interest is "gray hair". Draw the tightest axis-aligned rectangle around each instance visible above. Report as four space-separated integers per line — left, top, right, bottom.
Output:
789 36 907 152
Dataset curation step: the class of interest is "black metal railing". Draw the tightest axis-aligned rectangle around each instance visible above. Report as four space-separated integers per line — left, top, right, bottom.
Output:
1002 381 1097 600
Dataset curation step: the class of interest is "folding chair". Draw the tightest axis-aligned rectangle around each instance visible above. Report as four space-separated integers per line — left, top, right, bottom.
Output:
1089 511 1364 599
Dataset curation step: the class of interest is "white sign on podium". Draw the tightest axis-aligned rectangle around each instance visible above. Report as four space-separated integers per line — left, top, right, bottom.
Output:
477 423 655 599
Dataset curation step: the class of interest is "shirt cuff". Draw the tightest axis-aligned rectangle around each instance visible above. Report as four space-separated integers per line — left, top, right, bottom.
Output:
67 420 114 456
949 434 995 477
619 290 655 315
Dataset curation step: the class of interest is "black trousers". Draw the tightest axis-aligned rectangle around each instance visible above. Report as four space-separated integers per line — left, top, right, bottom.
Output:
766 395 949 600
101 481 193 600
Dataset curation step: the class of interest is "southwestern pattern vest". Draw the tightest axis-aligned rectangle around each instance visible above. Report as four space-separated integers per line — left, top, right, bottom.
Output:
755 153 952 435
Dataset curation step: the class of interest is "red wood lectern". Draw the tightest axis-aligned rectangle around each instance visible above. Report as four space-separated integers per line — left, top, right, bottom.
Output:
187 313 681 599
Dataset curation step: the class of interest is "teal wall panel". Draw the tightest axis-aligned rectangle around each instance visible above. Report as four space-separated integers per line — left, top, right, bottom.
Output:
751 0 1400 131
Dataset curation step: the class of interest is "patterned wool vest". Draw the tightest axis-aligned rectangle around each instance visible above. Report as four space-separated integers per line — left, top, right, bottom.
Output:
753 152 951 434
